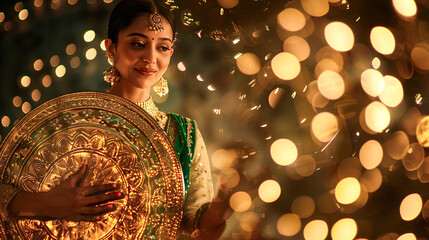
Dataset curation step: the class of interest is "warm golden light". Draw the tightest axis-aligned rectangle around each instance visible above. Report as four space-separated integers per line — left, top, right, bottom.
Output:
303 220 328 240
277 213 301 237
416 116 429 147
360 69 384 97
360 168 383 192
400 193 422 221
317 70 345 100
177 62 186 71
370 27 395 55
335 177 361 204
283 36 311 61
324 22 355 52
85 48 97 60
50 55 60 67
258 179 281 203
268 88 284 109
314 58 340 78
295 155 316 177
379 75 403 107
397 233 417 240
402 143 425 171
239 212 259 233
22 102 31 114
13 96 22 107
270 138 298 166
21 76 31 87
311 112 339 143
211 149 237 169
216 0 239 9
365 101 390 133
55 65 66 78
291 196 315 218
236 53 261 75
301 0 329 17
271 52 301 80
31 89 41 102
359 140 383 170
33 59 43 71
70 56 81 69
83 30 96 42
0 12 5 23
331 218 357 240
34 0 44 8
66 43 76 55
417 157 429 183
411 44 429 71
277 8 306 32
392 0 417 18
306 81 329 108
230 191 252 212
384 131 410 160
1 116 11 127
337 157 362 180
18 9 28 20
42 75 52 87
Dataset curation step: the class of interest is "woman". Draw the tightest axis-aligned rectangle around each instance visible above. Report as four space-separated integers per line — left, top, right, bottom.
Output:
0 0 230 239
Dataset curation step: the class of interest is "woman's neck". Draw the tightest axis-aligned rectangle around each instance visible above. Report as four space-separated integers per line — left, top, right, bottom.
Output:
108 81 151 103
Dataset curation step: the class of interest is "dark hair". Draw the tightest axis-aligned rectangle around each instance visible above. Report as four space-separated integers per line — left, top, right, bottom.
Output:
107 0 176 44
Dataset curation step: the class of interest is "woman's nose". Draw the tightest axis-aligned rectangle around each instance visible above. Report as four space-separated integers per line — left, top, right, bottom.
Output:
142 49 156 64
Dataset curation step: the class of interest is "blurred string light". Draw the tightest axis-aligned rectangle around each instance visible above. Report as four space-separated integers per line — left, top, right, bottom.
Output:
277 213 301 237
277 8 306 32
303 220 329 240
85 48 97 60
324 22 355 52
331 218 357 240
55 65 66 78
229 191 252 212
236 53 260 75
270 138 298 166
83 30 96 42
392 0 417 18
370 26 396 55
18 9 28 21
400 193 422 221
397 233 417 240
20 76 31 88
258 179 281 203
33 59 43 71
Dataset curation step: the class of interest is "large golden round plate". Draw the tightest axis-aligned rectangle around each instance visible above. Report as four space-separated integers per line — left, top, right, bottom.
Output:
0 92 184 239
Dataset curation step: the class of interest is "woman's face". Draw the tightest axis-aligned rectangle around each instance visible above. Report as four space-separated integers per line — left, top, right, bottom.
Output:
106 14 174 90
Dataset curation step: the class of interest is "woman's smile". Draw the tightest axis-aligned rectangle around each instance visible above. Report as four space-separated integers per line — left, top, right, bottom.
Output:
135 67 156 76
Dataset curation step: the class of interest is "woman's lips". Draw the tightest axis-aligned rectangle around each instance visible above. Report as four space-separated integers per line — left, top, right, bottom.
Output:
135 68 156 76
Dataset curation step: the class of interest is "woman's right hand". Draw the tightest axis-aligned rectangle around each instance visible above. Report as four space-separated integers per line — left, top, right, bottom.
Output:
9 165 123 222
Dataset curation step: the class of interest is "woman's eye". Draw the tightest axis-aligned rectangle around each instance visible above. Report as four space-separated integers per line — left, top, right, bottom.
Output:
159 46 170 51
132 42 145 48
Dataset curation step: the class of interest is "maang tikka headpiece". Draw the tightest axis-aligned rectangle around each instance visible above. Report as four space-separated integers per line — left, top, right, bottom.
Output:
149 0 164 33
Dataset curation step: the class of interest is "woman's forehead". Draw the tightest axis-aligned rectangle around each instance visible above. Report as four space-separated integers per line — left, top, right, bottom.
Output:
120 14 173 39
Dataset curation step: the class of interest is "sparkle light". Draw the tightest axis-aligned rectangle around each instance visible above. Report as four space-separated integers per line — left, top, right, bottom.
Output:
360 69 384 97
392 0 417 18
271 52 301 80
291 195 315 218
277 213 301 237
359 140 383 170
270 138 298 166
400 193 422 221
416 116 429 147
85 48 97 60
303 220 329 240
324 22 355 52
55 65 66 78
335 177 361 204
283 36 311 61
301 0 329 17
83 30 96 42
258 179 281 203
317 70 345 100
229 191 252 212
370 27 396 55
21 76 31 87
236 53 261 75
331 218 357 240
311 112 339 142
277 8 306 32
364 101 390 133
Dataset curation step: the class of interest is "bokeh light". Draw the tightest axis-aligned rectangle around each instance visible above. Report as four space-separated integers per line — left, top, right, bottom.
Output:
416 116 429 147
337 157 362 180
411 43 429 71
384 131 410 160
229 191 252 212
258 179 281 203
42 75 52 88
66 43 77 55
360 168 383 192
303 220 329 240
301 0 329 17
392 0 417 18
291 195 315 218
370 27 395 55
18 9 28 20
324 22 355 52
85 48 97 60
271 52 301 80
360 69 384 97
283 36 311 61
402 142 424 171
22 102 31 114
311 112 339 143
268 88 284 109
397 233 417 240
31 89 41 102
20 76 31 88
277 213 301 237
335 177 361 204
55 65 66 78
294 155 316 177
83 30 96 42
33 59 43 71
364 101 390 133
317 70 345 100
177 62 186 71
331 218 357 240
400 193 422 221
379 75 403 107
216 0 239 9
417 157 429 183
70 56 81 68
270 138 298 166
236 53 261 75
12 96 22 107
50 55 60 67
359 140 383 170
1 116 11 127
211 149 237 169
277 8 306 32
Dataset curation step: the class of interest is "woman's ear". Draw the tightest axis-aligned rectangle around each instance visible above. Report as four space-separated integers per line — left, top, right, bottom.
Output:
104 38 116 60
169 48 174 57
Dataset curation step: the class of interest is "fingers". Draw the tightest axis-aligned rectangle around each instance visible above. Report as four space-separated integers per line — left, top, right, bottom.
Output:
82 191 123 206
80 203 117 215
81 183 120 197
63 164 87 187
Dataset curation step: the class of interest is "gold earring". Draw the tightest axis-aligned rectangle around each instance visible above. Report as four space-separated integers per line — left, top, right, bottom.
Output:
153 76 169 96
104 55 120 85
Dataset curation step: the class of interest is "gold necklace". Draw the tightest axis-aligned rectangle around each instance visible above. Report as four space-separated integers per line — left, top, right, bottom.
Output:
136 97 166 128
